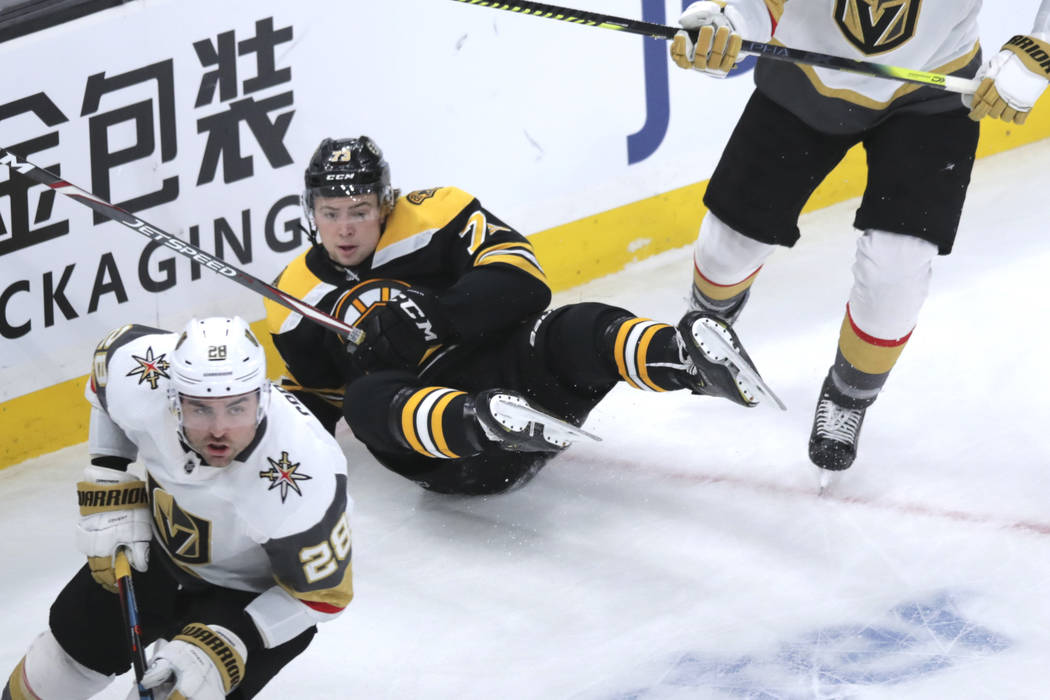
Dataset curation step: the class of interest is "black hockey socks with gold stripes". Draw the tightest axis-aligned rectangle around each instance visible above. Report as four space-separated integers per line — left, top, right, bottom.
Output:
389 386 480 460
604 316 688 392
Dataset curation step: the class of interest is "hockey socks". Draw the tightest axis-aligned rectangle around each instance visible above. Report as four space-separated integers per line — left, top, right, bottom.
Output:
392 387 477 459
607 318 684 392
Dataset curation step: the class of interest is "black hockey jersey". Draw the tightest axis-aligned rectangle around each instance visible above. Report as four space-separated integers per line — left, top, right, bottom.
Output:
265 186 551 430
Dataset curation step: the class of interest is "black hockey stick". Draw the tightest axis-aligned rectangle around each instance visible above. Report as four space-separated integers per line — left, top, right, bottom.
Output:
115 548 154 700
447 0 981 94
0 146 365 346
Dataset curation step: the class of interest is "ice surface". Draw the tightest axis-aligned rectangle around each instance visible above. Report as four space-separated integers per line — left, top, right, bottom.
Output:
2 140 1049 699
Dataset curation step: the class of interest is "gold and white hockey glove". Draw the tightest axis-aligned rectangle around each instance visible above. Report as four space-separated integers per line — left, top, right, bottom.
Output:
76 465 150 593
670 0 771 78
135 623 248 700
969 34 1050 125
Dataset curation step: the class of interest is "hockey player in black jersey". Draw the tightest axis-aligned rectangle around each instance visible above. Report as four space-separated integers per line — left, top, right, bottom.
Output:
266 136 782 496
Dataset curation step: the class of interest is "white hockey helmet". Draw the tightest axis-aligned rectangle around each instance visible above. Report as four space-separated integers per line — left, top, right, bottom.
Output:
168 316 271 432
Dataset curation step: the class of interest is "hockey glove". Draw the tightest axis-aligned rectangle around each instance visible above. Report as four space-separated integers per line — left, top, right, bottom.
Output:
76 465 151 593
670 0 769 77
969 33 1050 125
134 623 247 700
350 288 451 373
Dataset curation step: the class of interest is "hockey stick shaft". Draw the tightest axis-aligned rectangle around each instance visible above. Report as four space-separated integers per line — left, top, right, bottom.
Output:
115 548 154 700
0 146 365 345
447 0 980 94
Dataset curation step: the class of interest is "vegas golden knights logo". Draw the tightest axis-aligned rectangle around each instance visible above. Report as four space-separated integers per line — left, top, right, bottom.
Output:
151 483 211 565
834 0 921 55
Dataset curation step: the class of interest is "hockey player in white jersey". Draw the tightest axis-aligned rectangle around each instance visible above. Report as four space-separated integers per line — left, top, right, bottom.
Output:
669 0 1050 479
3 317 352 699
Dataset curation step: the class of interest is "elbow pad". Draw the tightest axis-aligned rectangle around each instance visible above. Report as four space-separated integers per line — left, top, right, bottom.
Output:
245 585 345 648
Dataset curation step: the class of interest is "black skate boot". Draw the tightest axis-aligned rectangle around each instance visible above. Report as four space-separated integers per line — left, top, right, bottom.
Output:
809 373 867 471
467 389 599 453
689 285 750 325
675 311 783 408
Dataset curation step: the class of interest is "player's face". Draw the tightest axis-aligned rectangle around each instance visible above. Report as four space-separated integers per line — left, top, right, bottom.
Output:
314 194 383 267
179 391 260 467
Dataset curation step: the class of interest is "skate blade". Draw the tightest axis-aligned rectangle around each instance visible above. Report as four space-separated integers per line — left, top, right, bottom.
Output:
495 400 602 444
695 320 787 411
816 467 841 496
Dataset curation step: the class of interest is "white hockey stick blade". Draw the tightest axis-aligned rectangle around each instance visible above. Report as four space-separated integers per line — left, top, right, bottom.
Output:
499 401 602 444
701 325 787 411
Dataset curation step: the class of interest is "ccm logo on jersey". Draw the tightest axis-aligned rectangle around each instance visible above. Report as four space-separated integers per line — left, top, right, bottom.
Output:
396 296 438 342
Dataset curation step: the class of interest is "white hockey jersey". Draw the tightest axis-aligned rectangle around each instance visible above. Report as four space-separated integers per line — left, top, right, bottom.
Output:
748 0 983 132
86 323 353 646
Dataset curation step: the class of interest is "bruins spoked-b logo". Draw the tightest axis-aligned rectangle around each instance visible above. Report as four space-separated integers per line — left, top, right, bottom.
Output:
331 278 412 329
834 0 921 55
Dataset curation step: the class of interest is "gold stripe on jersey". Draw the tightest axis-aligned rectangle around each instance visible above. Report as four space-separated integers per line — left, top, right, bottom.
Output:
693 265 760 301
278 378 344 408
837 311 911 375
614 318 669 392
475 242 547 282
373 187 477 267
399 387 468 459
764 0 785 23
784 39 980 110
279 561 355 610
6 658 32 700
264 252 336 335
265 254 310 334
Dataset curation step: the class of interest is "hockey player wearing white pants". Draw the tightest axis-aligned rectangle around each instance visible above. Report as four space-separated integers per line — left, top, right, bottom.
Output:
4 317 353 699
670 0 1050 473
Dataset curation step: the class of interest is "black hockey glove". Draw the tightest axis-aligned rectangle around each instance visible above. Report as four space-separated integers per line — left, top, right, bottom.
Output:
349 288 452 373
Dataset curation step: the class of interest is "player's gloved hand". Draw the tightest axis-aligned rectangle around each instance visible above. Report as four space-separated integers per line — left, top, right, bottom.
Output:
75 465 150 593
349 288 451 373
132 623 247 700
968 33 1050 125
671 1 748 77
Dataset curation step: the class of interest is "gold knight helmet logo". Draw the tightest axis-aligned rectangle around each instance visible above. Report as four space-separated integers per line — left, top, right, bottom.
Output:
834 0 921 55
150 484 211 565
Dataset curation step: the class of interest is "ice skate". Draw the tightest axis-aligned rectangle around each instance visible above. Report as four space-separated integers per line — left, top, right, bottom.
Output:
809 374 866 489
471 389 601 453
689 285 749 325
676 311 785 410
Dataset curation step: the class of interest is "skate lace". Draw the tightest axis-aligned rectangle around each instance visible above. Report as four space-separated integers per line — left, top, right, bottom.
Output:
814 399 862 444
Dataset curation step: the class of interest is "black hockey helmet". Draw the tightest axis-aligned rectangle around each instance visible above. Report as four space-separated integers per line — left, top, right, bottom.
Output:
301 136 395 241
